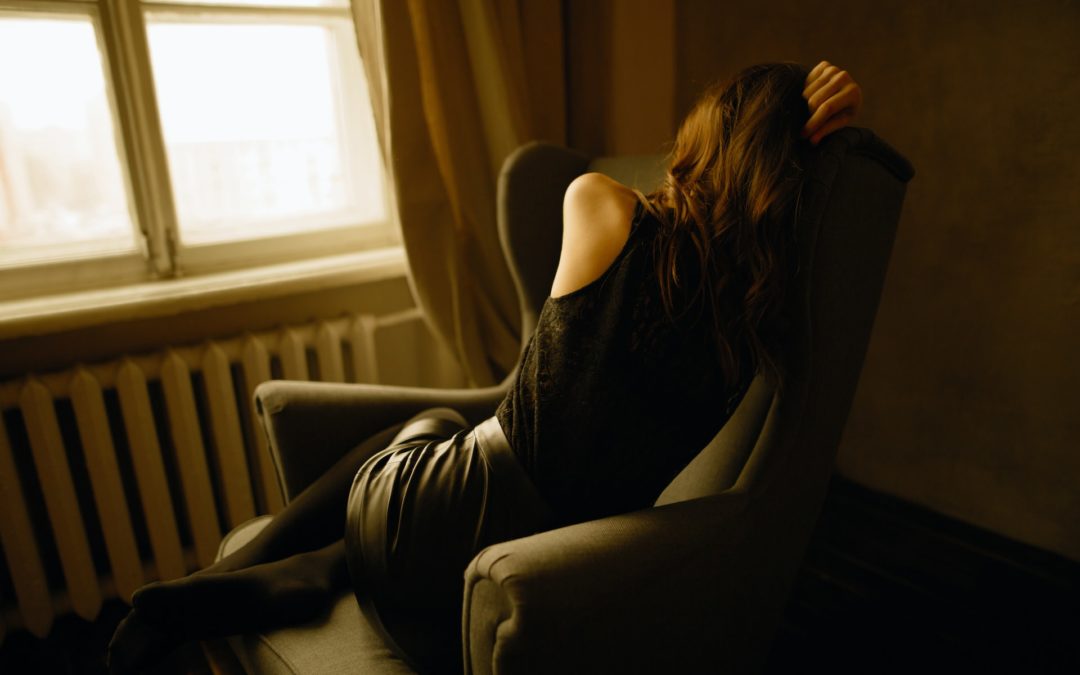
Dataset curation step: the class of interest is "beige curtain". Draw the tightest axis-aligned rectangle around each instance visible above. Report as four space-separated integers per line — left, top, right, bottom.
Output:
351 0 565 386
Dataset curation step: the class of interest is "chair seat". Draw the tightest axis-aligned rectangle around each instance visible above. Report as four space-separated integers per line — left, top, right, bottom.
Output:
216 517 417 675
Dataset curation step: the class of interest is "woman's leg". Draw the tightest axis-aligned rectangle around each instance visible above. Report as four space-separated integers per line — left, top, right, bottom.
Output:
110 407 469 673
201 421 405 573
146 406 466 581
110 540 350 674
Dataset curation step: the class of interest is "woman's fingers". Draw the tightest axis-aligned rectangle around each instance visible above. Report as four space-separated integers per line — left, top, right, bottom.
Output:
802 61 862 144
808 110 854 146
806 60 830 81
802 61 837 100
806 68 853 111
803 82 861 141
804 80 861 131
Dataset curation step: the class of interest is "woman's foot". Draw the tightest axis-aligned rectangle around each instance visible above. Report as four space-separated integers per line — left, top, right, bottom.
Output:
107 608 186 675
109 541 348 671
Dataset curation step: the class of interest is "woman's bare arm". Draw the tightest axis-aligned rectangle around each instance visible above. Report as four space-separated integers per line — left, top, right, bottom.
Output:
550 173 638 299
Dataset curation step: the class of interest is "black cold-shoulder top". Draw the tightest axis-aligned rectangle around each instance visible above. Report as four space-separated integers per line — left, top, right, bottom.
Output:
495 197 751 525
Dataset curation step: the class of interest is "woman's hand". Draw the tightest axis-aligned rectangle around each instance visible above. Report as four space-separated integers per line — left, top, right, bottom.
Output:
802 61 862 145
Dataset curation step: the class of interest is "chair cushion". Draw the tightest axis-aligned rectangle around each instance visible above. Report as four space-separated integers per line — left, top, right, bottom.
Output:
216 517 417 675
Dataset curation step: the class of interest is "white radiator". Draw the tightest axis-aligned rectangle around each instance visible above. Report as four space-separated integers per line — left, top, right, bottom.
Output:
0 308 458 640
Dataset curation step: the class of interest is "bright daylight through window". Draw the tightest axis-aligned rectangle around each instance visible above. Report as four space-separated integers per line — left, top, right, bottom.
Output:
0 17 136 263
0 0 389 302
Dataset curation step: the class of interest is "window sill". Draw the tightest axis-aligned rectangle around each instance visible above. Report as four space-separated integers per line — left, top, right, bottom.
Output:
0 246 408 341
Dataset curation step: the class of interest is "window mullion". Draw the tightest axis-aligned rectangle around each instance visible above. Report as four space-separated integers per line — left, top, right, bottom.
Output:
98 0 181 277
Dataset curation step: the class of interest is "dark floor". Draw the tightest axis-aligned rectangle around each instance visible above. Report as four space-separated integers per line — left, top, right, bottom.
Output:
765 478 1080 675
2 477 1078 674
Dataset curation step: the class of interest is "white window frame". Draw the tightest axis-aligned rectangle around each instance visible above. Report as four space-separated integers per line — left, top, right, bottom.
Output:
0 0 397 304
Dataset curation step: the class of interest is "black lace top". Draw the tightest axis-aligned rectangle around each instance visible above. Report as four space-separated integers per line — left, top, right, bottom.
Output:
495 199 751 525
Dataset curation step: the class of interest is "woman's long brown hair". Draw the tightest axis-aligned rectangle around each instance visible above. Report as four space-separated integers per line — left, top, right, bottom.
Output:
644 62 811 390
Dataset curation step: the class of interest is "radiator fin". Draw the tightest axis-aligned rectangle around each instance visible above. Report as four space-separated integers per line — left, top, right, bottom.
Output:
240 336 283 515
70 369 144 603
19 380 101 621
116 361 187 585
202 343 255 529
161 352 222 569
280 329 308 381
0 414 52 637
350 314 380 384
316 322 346 384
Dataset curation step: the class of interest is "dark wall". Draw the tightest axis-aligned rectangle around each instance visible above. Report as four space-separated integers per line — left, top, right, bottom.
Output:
675 0 1080 560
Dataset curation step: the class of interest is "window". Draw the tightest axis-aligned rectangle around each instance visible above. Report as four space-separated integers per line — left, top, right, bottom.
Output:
0 0 393 303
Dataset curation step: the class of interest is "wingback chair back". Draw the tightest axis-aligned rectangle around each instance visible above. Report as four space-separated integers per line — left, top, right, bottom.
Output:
491 129 913 672
234 129 911 675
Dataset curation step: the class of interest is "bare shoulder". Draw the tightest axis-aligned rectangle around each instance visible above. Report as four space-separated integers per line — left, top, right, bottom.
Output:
550 173 639 298
562 172 637 221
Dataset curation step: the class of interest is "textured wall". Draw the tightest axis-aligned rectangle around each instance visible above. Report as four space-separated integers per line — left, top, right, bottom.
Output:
675 0 1080 560
566 0 676 155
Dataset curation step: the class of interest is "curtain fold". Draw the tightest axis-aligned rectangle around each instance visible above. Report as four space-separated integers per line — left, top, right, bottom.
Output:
351 0 565 386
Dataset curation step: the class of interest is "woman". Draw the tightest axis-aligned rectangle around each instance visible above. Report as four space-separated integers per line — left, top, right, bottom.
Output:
109 60 862 674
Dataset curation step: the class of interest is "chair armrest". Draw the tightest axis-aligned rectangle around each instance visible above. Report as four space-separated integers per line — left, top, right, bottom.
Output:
462 492 787 675
255 380 508 501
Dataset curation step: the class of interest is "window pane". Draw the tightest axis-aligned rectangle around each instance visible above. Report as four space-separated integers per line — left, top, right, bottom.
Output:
0 15 136 266
146 17 385 246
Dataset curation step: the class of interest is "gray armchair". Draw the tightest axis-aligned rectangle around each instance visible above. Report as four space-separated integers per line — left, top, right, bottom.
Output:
215 128 913 674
